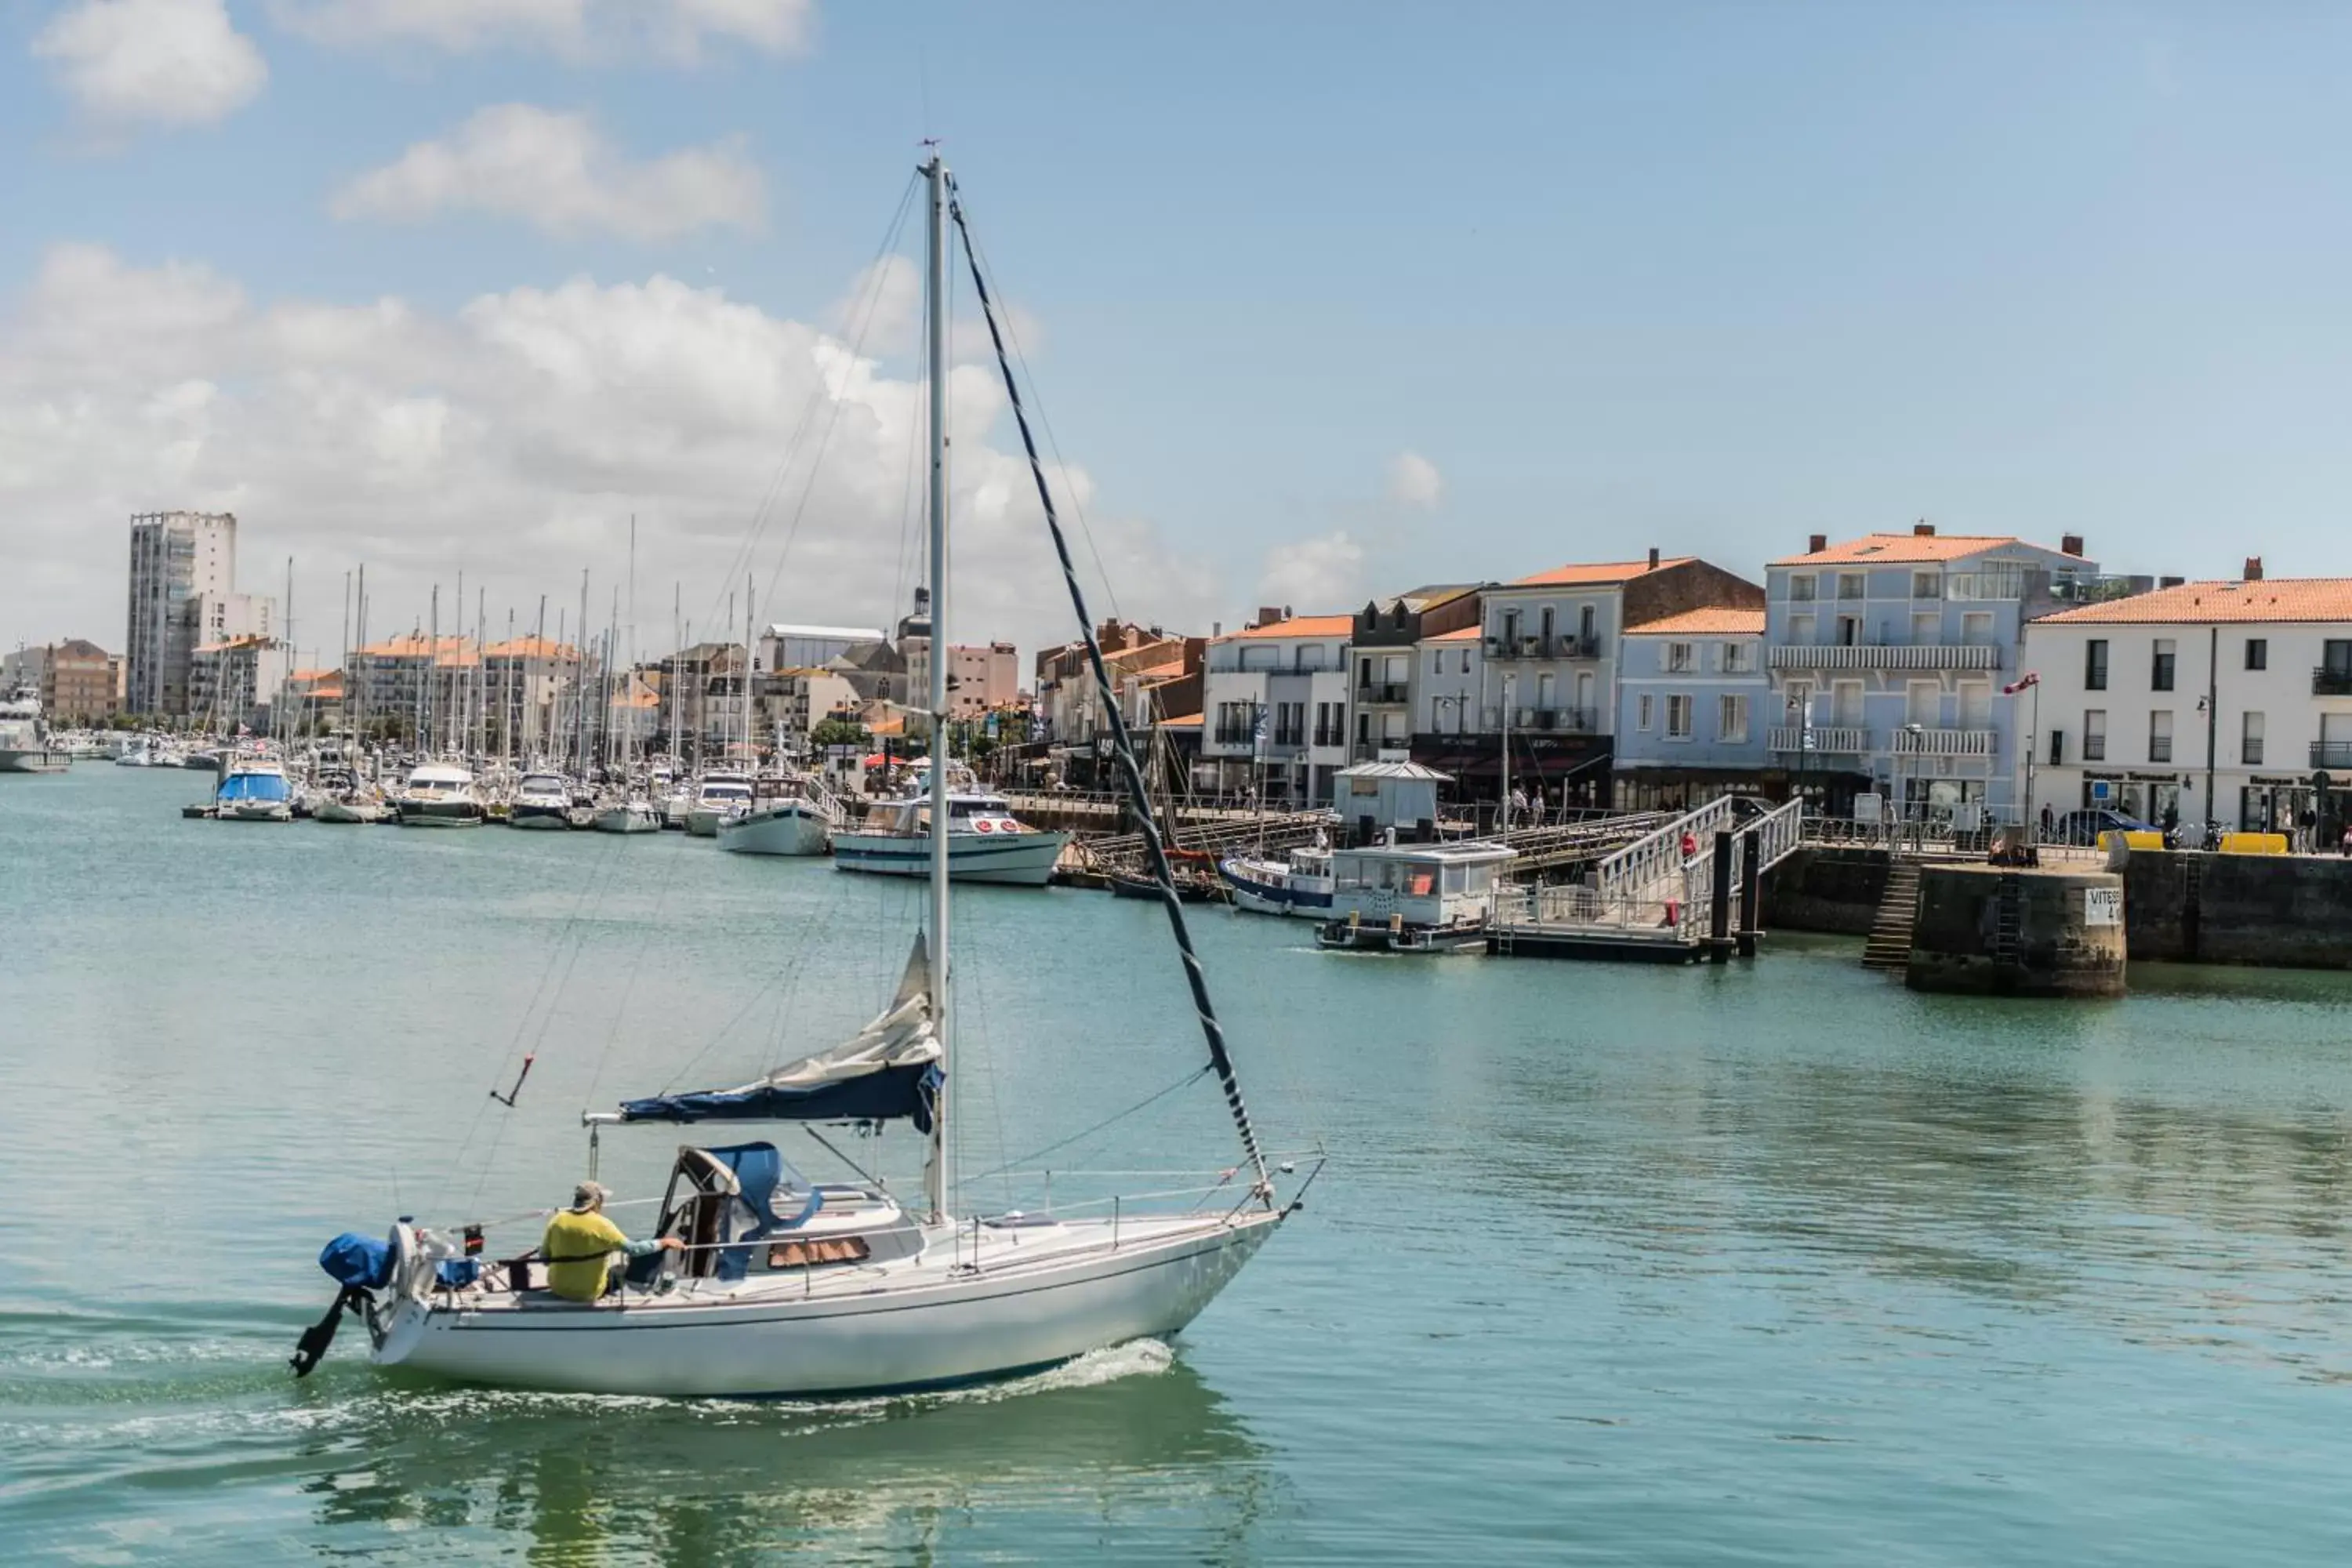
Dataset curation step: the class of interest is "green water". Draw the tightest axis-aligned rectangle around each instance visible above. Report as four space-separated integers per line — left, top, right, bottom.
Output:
6 767 2352 1563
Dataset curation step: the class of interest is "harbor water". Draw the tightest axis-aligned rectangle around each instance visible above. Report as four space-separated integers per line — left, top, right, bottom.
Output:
6 767 2352 1563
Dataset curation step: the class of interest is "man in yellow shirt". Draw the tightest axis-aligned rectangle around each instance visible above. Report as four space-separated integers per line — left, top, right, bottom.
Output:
541 1181 682 1302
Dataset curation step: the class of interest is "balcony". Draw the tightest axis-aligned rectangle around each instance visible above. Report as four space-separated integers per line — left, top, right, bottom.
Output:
1489 633 1602 661
1314 727 1345 749
1768 644 2002 672
1356 682 1409 703
1523 706 1597 733
2312 742 2352 769
1893 728 1998 758
1769 725 1869 753
2314 667 2352 695
1212 725 1253 747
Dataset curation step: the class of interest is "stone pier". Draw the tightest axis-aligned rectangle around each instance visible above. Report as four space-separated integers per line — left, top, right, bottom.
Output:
1904 864 2126 998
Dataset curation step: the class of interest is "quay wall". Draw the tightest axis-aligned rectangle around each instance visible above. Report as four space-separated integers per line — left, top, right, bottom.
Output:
2121 849 2352 969
1762 846 1889 936
1905 866 2126 998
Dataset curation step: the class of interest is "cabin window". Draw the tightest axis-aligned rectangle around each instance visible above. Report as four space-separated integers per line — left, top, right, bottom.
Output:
768 1236 869 1269
1406 869 1436 897
1443 864 1467 894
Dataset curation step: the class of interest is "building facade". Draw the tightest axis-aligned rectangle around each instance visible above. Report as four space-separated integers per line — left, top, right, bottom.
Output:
1765 527 2097 822
1348 586 1480 763
481 636 581 760
188 634 289 731
1198 612 1352 803
758 623 887 674
2020 567 2352 838
1612 608 1771 811
125 510 238 716
41 639 118 722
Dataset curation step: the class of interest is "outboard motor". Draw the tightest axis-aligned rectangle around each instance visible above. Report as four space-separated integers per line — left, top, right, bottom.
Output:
290 1229 394 1377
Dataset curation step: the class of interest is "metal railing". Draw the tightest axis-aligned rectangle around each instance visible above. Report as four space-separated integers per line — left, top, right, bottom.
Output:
2314 668 2352 696
1596 794 1738 910
1768 644 2002 671
1356 683 1409 703
2312 742 2352 768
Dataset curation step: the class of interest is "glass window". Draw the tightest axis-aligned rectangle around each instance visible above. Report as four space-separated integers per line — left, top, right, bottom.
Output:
1788 574 1817 602
2085 639 2108 691
1911 571 1942 599
1637 694 1653 731
1665 695 1693 738
1790 612 1817 644
2084 709 2107 761
2242 710 2265 765
2149 710 2172 764
1719 694 1749 743
2151 638 2176 692
1665 641 1694 673
1836 572 1865 601
1911 612 1939 644
1722 641 1753 673
2245 637 2267 671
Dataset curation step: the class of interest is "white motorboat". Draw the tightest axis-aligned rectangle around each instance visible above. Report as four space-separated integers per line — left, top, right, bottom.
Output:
592 795 662 833
1219 844 1336 918
684 771 756 837
0 691 71 774
293 154 1306 1399
716 773 840 857
833 790 1069 886
212 757 296 821
393 762 485 827
509 772 575 830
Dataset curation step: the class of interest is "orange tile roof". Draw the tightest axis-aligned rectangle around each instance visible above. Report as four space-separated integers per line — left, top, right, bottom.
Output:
1507 557 1693 587
2035 578 2352 626
1232 614 1352 639
289 666 339 682
1424 625 1483 643
1624 607 1766 636
483 635 580 660
356 633 477 662
1769 532 2075 567
305 679 346 700
1156 712 1203 728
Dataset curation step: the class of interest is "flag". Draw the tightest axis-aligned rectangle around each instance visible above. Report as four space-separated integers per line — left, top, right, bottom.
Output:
2002 673 2039 695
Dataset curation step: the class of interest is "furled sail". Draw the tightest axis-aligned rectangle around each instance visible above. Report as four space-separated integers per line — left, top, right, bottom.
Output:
618 935 942 1129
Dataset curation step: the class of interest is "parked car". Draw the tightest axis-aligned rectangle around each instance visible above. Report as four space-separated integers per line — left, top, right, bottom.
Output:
2051 808 2158 846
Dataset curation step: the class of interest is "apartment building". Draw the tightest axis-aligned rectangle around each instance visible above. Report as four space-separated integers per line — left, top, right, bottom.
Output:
1611 608 1770 811
348 634 479 742
481 635 581 760
1347 586 1480 763
2020 564 2352 836
188 634 289 731
1198 610 1352 802
1766 527 2096 821
125 510 239 716
41 639 118 723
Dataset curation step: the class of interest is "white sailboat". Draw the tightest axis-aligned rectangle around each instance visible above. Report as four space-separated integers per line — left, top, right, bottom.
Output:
716 771 840 855
296 153 1308 1396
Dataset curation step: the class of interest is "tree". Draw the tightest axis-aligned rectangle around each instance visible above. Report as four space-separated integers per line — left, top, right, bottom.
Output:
810 717 868 750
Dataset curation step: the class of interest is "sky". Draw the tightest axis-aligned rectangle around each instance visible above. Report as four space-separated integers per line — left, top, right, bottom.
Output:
6 1 2352 669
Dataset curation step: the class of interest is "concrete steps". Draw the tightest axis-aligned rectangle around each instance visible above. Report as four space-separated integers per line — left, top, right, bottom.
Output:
1861 858 1923 970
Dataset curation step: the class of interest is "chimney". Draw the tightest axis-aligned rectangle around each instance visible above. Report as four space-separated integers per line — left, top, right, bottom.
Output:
1646 546 1661 570
2244 556 2264 582
1913 521 1935 537
1807 532 1828 554
1211 621 1221 639
2061 533 2085 557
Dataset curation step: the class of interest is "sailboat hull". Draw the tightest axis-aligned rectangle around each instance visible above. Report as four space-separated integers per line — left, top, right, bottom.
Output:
833 829 1067 887
371 1210 1276 1397
717 803 833 855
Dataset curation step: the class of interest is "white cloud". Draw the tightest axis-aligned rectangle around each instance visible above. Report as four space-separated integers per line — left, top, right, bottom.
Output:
330 105 765 241
1256 530 1365 615
1385 450 1443 509
270 0 815 62
33 0 267 130
0 243 1214 662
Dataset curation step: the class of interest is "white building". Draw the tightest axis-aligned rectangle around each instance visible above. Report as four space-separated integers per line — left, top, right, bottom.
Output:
1198 612 1352 803
125 510 238 717
759 623 885 673
2020 568 2352 837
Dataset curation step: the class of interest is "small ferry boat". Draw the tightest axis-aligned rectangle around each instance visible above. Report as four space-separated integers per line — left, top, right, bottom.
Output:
1219 845 1335 918
0 691 71 774
213 757 296 821
685 771 757 837
834 791 1069 886
508 772 574 830
1315 839 1518 953
394 762 486 827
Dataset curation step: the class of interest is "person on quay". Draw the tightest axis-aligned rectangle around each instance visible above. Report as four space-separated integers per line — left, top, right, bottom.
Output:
542 1181 681 1303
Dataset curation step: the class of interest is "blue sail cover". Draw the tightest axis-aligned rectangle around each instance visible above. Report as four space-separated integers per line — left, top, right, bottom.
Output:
216 770 292 804
619 935 942 1131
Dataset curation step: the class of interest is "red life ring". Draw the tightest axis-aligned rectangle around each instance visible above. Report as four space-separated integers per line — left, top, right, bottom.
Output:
976 818 995 833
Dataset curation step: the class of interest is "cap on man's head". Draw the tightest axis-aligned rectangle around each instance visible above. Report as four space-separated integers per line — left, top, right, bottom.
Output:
570 1181 611 1211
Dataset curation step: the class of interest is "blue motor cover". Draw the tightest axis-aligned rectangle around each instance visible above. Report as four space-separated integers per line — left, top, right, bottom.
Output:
318 1232 394 1290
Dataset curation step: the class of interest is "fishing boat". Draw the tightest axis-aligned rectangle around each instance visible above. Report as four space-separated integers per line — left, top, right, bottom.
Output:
685 771 756 837
715 772 840 856
393 762 485 827
508 771 575 830
1109 848 1227 903
1218 845 1336 918
293 151 1308 1397
1315 838 1517 953
212 756 296 822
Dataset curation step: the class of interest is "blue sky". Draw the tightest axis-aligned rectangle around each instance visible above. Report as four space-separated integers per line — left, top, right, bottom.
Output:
6 2 2352 662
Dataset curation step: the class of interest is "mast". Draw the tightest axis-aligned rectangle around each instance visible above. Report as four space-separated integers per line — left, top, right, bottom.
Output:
923 147 954 1225
743 574 756 768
